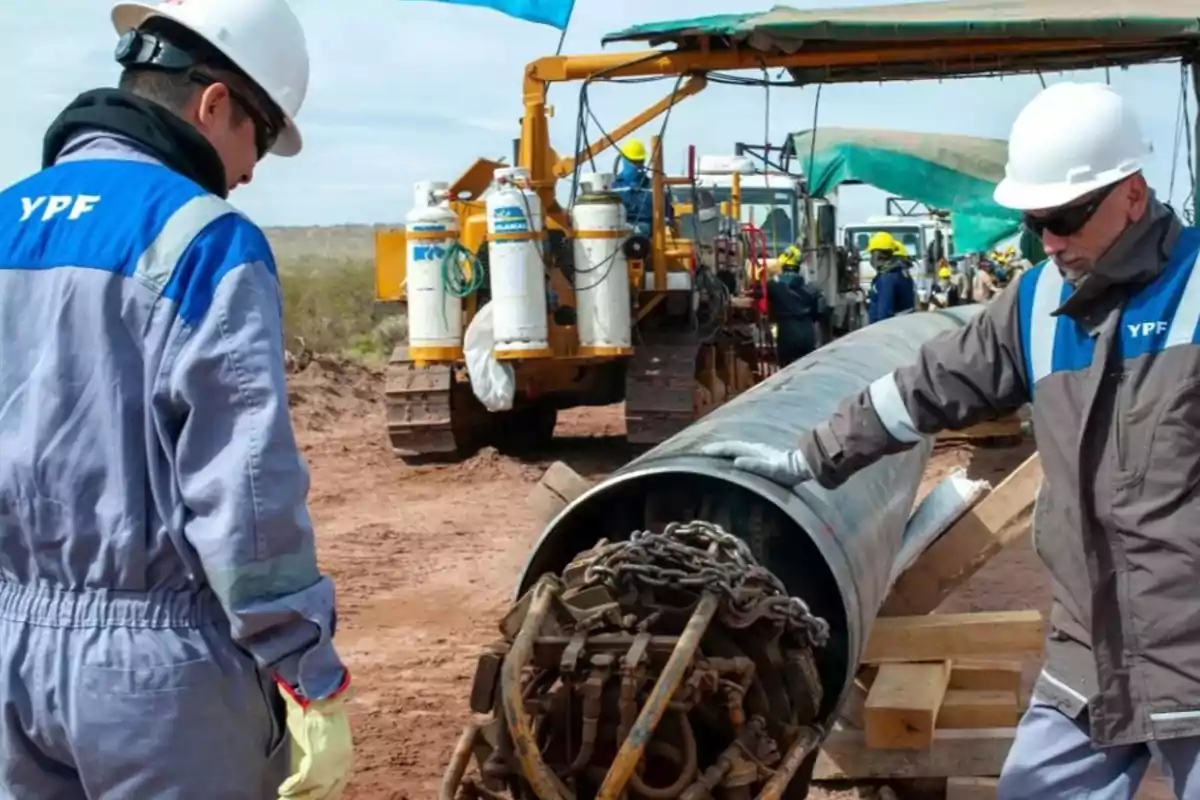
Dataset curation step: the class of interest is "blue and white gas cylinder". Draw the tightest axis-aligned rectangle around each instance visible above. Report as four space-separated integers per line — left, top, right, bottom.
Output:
486 167 550 358
405 181 462 361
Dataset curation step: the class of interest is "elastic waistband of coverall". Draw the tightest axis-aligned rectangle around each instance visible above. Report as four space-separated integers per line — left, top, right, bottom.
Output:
0 578 225 629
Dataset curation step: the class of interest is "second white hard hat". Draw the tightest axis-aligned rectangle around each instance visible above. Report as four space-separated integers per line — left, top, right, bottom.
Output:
993 82 1150 212
111 0 310 158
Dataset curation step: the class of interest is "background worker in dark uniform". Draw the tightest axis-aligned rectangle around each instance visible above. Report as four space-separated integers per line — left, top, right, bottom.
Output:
611 138 675 237
864 231 916 322
930 265 962 308
767 245 820 366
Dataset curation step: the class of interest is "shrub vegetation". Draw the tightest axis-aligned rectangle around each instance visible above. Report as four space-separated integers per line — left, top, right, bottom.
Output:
278 256 406 363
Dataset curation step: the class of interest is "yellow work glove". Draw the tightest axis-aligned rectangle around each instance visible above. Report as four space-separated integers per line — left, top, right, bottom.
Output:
276 673 355 800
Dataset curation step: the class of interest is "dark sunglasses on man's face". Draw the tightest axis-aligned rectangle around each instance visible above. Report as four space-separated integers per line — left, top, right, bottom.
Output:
189 73 280 159
1022 179 1123 239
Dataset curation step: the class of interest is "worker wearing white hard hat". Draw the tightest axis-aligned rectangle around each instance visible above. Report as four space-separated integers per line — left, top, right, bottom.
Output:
701 81 1200 798
0 0 352 798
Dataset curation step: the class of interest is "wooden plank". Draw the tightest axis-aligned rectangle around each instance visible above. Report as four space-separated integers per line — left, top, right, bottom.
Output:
813 728 1015 780
936 415 1023 441
946 777 1000 800
881 453 1043 617
526 461 592 528
863 661 952 749
950 660 1023 694
938 690 1020 729
840 659 1022 729
863 611 1044 663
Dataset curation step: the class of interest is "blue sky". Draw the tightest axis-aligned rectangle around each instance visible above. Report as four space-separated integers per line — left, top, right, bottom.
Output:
2 0 1196 229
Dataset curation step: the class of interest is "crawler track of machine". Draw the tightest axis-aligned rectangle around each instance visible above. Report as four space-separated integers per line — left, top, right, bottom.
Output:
385 346 561 460
623 333 703 446
384 347 459 457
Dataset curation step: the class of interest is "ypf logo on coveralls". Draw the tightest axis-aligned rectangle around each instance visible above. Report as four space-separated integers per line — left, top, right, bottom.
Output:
1127 321 1169 337
20 195 101 222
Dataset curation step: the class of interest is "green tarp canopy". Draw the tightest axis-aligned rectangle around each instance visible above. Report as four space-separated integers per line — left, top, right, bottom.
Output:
790 127 1021 252
601 0 1200 84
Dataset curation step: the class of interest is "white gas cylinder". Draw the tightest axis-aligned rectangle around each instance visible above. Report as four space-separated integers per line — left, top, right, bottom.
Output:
486 167 550 358
571 173 632 355
405 181 462 360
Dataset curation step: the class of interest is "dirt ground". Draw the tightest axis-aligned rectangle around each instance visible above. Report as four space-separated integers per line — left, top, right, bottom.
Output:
287 358 1173 800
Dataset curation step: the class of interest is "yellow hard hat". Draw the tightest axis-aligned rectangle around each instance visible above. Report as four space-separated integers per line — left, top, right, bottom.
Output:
892 241 909 257
938 266 952 279
866 231 898 253
620 139 647 162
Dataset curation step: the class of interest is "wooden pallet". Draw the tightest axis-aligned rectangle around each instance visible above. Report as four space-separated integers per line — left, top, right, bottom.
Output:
813 453 1045 799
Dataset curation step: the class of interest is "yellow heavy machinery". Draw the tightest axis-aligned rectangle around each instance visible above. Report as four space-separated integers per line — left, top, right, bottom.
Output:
372 75 838 459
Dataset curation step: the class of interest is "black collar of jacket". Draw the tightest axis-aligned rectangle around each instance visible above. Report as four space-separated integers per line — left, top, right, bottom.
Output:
1054 193 1181 322
42 88 228 199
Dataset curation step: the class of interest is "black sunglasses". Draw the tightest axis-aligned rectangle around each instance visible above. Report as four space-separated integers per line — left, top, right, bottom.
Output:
1022 179 1124 239
115 29 283 159
188 73 280 159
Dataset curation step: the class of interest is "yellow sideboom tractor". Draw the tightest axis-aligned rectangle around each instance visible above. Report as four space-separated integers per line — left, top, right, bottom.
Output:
372 65 838 459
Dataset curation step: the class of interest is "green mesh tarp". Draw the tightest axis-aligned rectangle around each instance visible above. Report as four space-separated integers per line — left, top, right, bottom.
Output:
603 0 1200 48
790 127 1021 253
601 0 1200 82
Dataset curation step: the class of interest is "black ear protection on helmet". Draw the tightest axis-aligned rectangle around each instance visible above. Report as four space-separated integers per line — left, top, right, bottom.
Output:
115 28 196 71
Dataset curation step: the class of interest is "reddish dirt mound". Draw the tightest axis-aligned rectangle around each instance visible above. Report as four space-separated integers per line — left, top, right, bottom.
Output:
287 355 382 433
416 445 544 484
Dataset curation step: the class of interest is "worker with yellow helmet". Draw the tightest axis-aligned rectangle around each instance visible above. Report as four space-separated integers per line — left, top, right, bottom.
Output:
765 242 821 366
612 137 675 237
777 243 803 270
864 231 916 322
930 264 962 308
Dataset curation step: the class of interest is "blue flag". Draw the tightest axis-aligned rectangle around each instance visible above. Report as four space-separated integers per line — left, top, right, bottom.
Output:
402 0 575 29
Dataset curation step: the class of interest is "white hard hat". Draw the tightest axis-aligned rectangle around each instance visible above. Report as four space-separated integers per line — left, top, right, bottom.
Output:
993 82 1151 212
111 0 309 157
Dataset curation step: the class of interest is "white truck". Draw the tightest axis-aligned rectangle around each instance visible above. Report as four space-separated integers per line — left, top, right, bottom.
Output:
673 154 865 336
842 211 955 304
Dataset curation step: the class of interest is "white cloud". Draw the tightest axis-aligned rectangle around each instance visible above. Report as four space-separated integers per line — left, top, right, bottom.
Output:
1 0 1195 231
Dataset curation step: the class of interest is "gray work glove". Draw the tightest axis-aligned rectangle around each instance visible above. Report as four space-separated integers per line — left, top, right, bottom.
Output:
697 441 813 487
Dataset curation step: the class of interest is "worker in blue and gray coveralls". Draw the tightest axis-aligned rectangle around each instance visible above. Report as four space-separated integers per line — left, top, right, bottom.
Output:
703 82 1200 799
0 0 352 798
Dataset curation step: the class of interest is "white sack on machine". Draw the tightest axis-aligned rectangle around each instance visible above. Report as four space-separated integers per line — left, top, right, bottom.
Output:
464 301 516 411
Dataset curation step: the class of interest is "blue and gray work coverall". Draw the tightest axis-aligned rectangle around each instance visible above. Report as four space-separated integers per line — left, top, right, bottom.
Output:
0 133 344 796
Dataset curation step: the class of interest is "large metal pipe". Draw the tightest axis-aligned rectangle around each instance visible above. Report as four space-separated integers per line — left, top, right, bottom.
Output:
516 305 983 727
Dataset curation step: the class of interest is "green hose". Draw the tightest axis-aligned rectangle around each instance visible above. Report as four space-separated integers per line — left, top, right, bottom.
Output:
436 240 485 333
440 240 485 298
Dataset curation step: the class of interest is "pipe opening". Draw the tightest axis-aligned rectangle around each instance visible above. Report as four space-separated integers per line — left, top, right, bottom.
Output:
519 469 851 725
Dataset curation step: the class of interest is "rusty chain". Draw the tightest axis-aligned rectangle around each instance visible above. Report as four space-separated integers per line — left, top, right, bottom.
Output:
580 520 830 649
